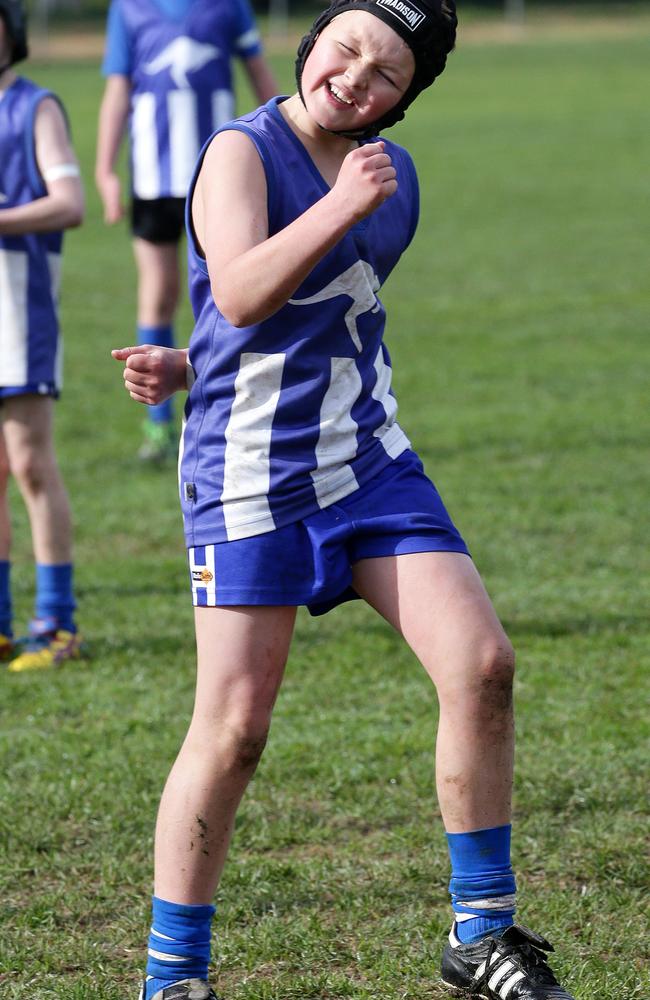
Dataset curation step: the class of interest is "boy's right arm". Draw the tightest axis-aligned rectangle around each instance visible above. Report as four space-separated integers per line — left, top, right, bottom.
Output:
95 74 131 224
194 130 397 328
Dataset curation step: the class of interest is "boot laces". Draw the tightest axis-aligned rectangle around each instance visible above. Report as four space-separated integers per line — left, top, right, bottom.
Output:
476 937 559 994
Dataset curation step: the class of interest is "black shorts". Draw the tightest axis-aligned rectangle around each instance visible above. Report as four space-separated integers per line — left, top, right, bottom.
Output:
130 197 186 245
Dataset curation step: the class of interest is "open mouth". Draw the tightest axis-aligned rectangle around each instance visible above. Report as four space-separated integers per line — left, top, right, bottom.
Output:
327 81 354 107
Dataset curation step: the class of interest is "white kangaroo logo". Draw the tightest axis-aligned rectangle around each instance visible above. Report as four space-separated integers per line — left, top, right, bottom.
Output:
144 37 221 88
289 260 380 353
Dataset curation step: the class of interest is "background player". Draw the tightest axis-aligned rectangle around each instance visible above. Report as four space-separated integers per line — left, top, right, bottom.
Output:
112 1 578 998
95 0 279 462
0 0 84 671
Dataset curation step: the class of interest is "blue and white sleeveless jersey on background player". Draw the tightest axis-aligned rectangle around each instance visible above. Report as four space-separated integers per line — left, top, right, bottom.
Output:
102 0 263 199
181 96 420 545
0 78 64 398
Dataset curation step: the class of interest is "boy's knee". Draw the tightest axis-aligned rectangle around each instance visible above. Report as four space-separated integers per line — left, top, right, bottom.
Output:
475 635 515 707
207 712 271 773
10 449 48 494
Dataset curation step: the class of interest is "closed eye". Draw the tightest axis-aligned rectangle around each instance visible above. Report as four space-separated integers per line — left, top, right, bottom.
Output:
378 68 398 86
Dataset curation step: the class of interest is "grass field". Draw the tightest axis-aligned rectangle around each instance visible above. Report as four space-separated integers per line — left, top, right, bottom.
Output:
1 14 649 1000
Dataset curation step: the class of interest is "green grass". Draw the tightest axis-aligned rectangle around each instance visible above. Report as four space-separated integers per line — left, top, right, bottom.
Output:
1 19 649 1000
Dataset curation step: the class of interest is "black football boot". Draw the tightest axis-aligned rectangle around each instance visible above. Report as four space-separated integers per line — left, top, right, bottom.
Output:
138 979 219 1000
441 923 576 999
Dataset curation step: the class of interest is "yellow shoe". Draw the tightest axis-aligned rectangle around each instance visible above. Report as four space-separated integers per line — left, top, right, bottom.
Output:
8 628 83 672
0 633 15 662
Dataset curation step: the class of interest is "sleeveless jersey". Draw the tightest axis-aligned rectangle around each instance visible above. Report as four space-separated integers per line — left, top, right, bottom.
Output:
181 96 420 545
113 0 261 199
0 78 64 397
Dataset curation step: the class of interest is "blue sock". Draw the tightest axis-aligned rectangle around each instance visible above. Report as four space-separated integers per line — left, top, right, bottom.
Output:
35 563 76 633
0 561 12 636
145 896 215 1000
447 824 516 944
138 324 175 424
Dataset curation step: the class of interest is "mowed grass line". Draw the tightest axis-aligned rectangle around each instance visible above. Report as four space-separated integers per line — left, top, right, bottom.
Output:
1 24 648 1000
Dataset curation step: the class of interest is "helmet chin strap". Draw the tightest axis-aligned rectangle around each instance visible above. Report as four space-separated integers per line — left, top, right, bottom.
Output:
316 119 380 141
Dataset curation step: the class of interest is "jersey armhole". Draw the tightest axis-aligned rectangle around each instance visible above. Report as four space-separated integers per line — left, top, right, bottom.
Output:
185 122 279 273
404 151 420 247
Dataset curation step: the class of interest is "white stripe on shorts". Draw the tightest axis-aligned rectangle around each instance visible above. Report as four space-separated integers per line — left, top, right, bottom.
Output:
189 544 217 606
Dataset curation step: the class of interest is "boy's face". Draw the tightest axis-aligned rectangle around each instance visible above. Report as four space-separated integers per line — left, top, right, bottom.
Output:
301 10 415 133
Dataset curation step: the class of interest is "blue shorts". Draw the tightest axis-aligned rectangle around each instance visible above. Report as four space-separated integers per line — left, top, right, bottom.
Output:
188 450 469 616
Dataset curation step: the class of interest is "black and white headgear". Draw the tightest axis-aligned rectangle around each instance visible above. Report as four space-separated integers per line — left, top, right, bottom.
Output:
0 0 28 73
295 0 457 138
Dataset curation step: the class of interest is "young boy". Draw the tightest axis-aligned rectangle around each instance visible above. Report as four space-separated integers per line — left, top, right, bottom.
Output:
0 0 84 671
96 0 278 462
113 1 577 997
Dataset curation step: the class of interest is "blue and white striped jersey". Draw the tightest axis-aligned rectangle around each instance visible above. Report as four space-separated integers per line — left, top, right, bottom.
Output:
180 97 420 545
102 0 263 199
0 78 64 397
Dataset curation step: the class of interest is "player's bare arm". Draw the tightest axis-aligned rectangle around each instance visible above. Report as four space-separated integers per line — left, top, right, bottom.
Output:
194 129 397 328
95 73 131 224
0 97 83 235
243 53 279 104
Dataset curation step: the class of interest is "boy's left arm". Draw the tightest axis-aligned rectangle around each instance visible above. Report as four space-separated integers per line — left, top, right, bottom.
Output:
0 97 84 236
242 53 279 104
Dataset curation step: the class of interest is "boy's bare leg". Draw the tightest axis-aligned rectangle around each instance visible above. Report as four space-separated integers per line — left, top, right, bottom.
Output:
133 238 180 327
2 395 72 564
154 604 297 904
352 551 514 832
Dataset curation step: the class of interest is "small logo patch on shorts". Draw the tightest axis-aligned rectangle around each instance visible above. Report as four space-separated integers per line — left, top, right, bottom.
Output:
192 568 214 583
184 482 197 501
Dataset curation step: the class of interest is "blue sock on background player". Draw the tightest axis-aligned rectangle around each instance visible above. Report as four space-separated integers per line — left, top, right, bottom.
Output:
0 560 12 637
144 896 215 999
35 563 76 633
446 824 516 943
137 324 175 424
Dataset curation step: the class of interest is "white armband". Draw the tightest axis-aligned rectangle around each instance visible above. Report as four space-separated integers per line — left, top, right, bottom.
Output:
43 163 80 182
186 357 196 391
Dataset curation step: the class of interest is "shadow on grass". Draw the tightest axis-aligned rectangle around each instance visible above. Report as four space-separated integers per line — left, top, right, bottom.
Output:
504 612 647 638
